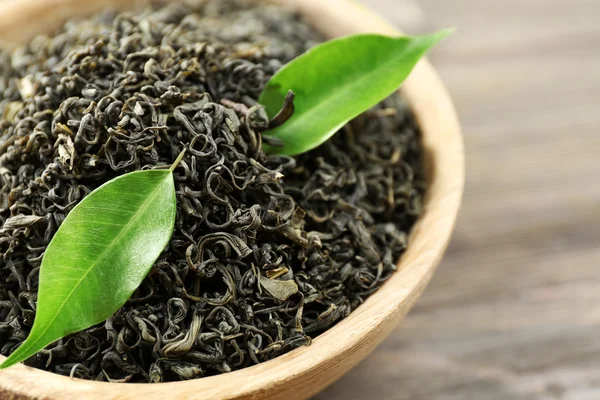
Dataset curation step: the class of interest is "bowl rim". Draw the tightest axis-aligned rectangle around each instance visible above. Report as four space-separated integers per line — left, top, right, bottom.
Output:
0 0 464 399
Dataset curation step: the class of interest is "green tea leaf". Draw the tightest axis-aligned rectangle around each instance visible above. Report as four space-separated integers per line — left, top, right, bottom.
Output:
0 168 178 369
259 275 299 302
259 30 452 155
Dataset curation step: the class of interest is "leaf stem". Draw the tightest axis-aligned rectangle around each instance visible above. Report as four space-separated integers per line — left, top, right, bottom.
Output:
169 148 187 173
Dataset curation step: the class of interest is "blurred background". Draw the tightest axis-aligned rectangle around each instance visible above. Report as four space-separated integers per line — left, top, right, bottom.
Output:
316 0 600 399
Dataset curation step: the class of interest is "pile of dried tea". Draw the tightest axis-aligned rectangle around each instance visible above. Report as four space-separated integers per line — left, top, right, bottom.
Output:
0 0 425 382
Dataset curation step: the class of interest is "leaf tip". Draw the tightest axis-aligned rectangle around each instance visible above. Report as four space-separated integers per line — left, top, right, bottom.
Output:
432 27 455 41
0 357 17 370
407 28 454 54
169 148 187 172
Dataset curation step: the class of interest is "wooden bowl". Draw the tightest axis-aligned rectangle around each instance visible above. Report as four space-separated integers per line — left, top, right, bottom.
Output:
0 0 464 398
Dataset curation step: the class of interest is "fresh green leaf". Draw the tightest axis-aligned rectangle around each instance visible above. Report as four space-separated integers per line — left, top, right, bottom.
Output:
259 30 452 156
0 162 181 369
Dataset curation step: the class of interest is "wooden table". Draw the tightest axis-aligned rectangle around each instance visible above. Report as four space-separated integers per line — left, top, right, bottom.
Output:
315 0 600 399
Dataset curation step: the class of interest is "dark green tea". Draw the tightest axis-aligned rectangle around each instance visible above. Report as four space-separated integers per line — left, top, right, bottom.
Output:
0 0 425 382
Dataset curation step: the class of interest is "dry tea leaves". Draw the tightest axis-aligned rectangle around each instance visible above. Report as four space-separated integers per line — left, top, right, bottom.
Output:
0 158 182 369
1 215 45 231
0 2 429 381
259 31 452 155
259 275 299 301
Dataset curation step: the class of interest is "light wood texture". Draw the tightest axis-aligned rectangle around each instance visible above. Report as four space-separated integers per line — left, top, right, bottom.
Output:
0 0 463 399
315 0 600 399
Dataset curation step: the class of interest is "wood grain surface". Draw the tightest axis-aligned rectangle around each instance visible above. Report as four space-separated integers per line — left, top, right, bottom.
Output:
315 0 600 399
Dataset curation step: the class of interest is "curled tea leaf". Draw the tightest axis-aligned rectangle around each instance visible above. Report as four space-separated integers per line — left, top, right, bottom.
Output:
163 313 203 358
2 101 23 122
266 267 289 279
150 360 204 382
